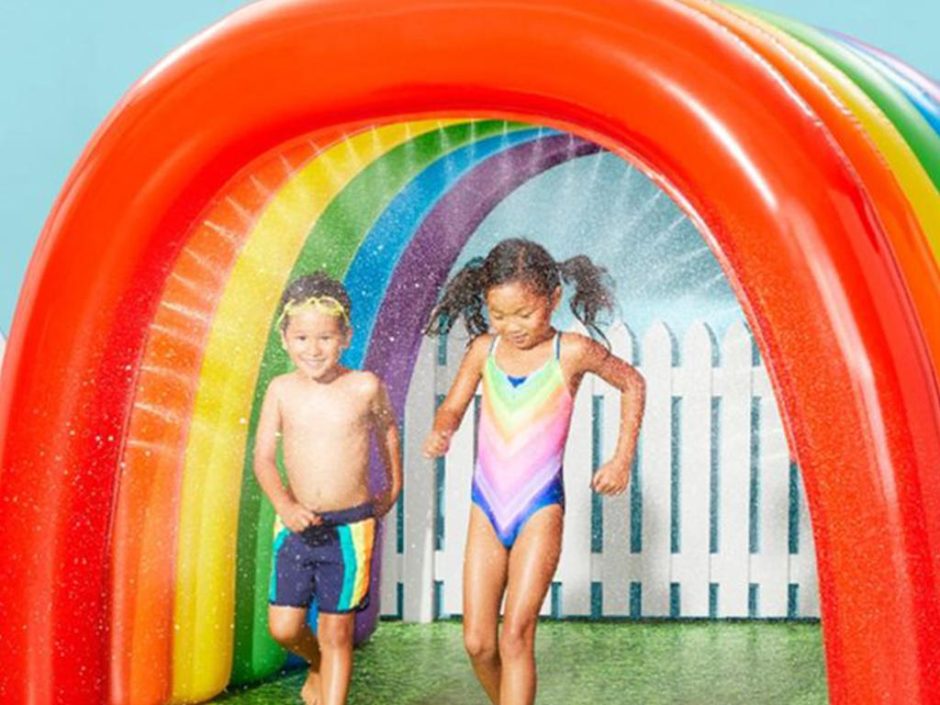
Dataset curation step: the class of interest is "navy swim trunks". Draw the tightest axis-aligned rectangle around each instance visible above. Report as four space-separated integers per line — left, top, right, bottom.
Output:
269 502 376 613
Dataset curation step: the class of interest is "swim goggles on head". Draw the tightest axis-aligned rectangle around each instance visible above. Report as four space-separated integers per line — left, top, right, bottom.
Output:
277 295 350 328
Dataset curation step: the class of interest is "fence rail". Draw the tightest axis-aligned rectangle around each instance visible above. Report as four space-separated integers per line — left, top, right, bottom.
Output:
381 319 819 621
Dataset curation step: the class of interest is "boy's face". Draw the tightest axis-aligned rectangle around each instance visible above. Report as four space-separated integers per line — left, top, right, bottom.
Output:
281 307 351 381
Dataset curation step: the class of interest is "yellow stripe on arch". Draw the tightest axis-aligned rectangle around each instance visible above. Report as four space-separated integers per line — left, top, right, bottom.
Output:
170 120 453 702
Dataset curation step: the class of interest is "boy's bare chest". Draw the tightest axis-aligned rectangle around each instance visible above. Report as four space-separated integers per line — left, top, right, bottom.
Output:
281 385 371 432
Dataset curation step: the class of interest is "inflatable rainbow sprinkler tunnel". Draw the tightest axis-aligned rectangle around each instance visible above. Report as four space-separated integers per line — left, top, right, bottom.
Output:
1 0 939 703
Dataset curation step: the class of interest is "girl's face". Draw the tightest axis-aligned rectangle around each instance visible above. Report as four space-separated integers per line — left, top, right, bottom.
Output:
281 307 351 381
486 280 560 350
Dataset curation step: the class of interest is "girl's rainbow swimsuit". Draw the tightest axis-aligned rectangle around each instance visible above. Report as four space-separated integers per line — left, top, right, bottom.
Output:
471 333 573 547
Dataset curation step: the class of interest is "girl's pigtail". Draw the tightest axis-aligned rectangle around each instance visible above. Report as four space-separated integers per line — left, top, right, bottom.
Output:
557 255 615 347
425 257 489 339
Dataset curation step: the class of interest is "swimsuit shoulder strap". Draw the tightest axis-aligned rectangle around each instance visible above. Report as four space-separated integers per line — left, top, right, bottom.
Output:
554 331 562 360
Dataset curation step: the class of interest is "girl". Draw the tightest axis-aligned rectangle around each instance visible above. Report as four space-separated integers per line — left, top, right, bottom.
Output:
423 238 645 705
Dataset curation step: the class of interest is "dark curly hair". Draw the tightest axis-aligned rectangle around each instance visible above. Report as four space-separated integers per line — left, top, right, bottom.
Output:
277 271 352 332
425 238 614 345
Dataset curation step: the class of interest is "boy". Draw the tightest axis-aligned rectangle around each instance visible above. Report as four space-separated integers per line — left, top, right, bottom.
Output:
254 272 402 705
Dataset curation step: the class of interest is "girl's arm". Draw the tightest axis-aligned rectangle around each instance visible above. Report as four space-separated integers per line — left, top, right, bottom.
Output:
372 377 403 518
422 334 490 457
253 378 318 530
569 334 646 495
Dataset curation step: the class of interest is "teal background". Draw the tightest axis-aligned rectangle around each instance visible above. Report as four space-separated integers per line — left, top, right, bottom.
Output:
1 0 937 335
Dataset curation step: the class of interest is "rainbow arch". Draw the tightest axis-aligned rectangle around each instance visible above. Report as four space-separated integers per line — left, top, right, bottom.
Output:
1 1 939 704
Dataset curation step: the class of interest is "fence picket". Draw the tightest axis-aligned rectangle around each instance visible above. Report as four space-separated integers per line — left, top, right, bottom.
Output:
672 323 714 617
441 329 475 617
712 321 752 617
599 322 637 616
753 364 790 617
558 324 594 616
638 323 675 616
795 473 821 617
400 334 438 621
379 480 401 616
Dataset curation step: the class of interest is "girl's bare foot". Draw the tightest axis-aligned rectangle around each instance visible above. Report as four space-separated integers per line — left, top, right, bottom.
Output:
301 668 321 705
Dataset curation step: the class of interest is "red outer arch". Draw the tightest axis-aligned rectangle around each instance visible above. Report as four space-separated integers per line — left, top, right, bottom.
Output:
1 1 939 703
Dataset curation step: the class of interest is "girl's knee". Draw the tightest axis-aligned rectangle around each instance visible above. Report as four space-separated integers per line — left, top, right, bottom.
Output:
498 618 535 661
463 627 498 662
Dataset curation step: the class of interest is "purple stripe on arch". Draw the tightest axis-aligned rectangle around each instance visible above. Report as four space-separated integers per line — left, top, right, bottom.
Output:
364 133 602 414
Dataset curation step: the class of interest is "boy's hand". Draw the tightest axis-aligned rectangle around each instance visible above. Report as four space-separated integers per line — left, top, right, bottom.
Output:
279 500 320 532
591 461 631 496
422 429 453 458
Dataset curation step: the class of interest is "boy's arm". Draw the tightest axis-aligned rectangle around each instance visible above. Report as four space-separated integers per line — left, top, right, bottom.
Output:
372 378 402 518
253 379 318 530
570 335 646 494
422 334 489 457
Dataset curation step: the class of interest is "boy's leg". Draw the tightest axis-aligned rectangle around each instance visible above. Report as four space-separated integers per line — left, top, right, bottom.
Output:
463 505 510 705
268 605 322 663
307 507 374 705
268 605 322 703
499 505 563 705
317 611 356 705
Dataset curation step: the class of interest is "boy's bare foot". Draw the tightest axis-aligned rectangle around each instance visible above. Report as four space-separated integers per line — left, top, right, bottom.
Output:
301 667 321 705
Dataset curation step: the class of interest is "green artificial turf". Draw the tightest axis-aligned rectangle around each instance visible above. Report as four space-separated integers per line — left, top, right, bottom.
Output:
212 620 827 704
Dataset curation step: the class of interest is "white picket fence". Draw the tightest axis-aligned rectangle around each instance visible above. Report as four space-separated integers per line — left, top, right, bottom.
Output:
1 321 819 621
379 320 819 621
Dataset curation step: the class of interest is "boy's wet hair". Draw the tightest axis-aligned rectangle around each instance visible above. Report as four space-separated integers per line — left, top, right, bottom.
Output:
277 272 352 332
426 238 615 345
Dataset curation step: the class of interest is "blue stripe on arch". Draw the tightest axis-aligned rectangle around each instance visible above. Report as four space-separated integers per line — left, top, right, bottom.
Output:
342 127 550 368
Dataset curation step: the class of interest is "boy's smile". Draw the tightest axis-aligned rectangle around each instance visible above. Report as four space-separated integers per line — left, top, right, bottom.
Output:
281 307 351 382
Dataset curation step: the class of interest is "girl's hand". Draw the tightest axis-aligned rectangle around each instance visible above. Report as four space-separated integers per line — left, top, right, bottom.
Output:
591 461 631 495
279 500 320 532
422 429 453 458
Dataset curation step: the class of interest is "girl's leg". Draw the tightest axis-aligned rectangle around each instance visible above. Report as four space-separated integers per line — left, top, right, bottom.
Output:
500 506 563 705
317 611 356 705
268 606 322 704
463 505 510 704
